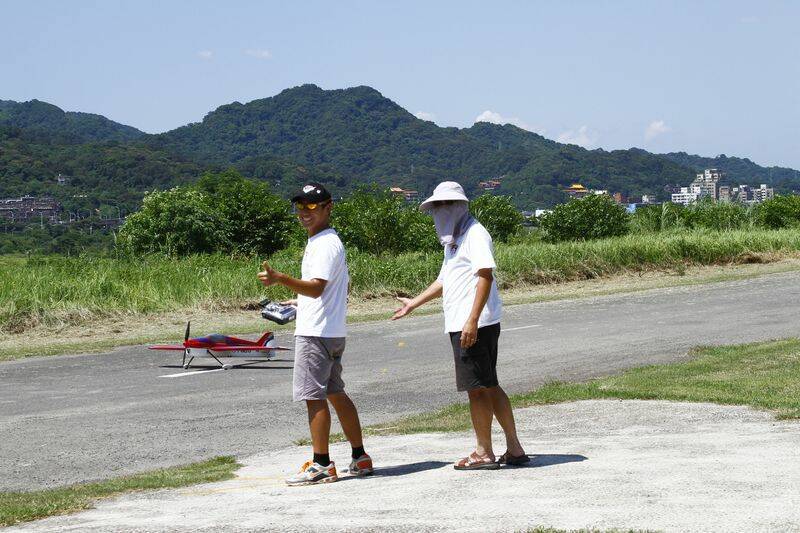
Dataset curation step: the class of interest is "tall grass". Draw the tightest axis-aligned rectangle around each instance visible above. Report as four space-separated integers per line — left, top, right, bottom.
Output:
3 228 800 332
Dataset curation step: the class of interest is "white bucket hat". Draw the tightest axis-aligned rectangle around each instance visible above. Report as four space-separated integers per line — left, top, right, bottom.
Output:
419 181 469 212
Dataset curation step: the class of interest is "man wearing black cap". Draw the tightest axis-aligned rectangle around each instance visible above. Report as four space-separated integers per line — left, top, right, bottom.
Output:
258 182 372 486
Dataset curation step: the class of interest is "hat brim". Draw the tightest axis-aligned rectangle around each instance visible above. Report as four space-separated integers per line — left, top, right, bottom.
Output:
419 192 469 211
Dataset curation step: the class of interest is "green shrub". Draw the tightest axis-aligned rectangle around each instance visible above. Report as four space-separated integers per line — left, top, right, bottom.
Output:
539 194 629 242
195 169 299 256
683 198 754 231
630 202 686 233
331 187 438 255
118 171 297 257
757 195 800 229
118 188 230 255
470 194 524 242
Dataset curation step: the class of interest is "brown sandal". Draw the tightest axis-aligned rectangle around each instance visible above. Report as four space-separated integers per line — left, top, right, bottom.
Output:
497 452 530 466
454 452 500 470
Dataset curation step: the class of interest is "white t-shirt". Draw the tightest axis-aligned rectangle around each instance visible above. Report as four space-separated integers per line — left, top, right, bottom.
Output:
294 228 349 338
437 221 503 333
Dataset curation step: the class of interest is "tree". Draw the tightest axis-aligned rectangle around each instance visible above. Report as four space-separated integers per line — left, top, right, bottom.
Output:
539 194 629 242
470 194 524 242
331 187 438 255
118 187 229 255
757 195 800 229
195 169 298 256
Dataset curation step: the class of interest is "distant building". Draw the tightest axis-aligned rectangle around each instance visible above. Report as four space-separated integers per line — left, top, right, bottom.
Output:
478 178 503 191
612 192 627 204
564 183 590 199
56 173 69 186
690 169 723 200
534 209 552 218
753 184 774 203
389 187 419 202
641 194 657 204
671 185 702 206
733 185 752 202
0 196 62 223
718 185 731 202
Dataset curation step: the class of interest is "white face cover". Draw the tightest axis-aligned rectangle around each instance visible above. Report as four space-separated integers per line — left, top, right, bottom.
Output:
431 202 471 245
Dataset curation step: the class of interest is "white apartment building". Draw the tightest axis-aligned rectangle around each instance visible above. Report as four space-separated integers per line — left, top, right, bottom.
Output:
671 185 702 206
753 184 774 203
690 168 723 200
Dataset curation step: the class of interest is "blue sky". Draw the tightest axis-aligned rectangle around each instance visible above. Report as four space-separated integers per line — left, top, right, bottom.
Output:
3 0 798 168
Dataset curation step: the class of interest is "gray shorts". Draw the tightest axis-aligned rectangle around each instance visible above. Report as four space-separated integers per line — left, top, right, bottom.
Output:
293 336 346 401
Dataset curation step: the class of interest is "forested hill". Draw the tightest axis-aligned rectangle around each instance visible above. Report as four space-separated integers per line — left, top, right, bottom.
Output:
150 84 697 204
0 99 144 143
661 152 800 191
2 85 800 212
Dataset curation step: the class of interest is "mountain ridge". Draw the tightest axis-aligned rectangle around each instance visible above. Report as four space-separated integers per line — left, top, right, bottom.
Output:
2 85 799 212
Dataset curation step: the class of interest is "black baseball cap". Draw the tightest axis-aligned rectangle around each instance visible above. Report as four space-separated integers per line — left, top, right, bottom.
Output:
291 182 332 204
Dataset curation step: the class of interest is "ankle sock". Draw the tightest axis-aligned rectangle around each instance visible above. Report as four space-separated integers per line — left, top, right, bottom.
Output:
351 446 366 459
313 453 331 466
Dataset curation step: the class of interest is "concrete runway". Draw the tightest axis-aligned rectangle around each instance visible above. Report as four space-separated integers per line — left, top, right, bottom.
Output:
2 271 800 491
9 401 800 533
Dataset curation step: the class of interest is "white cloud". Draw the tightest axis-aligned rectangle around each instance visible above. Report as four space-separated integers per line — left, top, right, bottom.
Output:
557 125 598 148
245 49 272 59
197 50 213 60
474 110 544 134
644 120 671 141
414 111 436 122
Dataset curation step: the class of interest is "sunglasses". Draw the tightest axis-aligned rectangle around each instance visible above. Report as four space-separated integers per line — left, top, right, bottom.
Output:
431 200 456 207
293 200 331 211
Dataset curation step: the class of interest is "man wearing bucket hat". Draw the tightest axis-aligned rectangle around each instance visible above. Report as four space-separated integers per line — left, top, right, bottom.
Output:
391 181 528 469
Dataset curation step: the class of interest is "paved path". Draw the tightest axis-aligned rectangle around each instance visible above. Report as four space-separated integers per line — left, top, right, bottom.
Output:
2 271 800 491
7 401 800 532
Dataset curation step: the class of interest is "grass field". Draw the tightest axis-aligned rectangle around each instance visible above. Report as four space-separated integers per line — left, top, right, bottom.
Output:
0 456 240 528
4 228 800 334
303 338 800 445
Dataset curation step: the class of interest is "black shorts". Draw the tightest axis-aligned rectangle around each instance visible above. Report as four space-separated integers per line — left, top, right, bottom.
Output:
449 323 500 392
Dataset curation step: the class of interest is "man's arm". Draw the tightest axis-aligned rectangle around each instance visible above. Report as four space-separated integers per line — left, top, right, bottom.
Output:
459 268 493 348
391 280 443 320
258 261 327 298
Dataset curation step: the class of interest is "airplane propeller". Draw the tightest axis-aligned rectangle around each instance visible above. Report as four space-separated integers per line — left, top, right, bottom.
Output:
185 321 191 343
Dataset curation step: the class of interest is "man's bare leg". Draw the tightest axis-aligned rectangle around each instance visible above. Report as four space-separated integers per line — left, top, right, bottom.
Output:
488 386 525 457
307 399 331 454
467 388 495 457
327 392 364 448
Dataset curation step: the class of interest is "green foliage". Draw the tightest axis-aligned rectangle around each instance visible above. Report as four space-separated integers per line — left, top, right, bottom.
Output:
118 171 299 256
118 187 229 255
0 456 239 527
194 169 298 255
539 194 630 242
682 198 754 231
9 229 800 333
757 194 800 229
331 187 438 255
0 99 144 143
0 220 115 255
469 194 524 242
629 203 687 233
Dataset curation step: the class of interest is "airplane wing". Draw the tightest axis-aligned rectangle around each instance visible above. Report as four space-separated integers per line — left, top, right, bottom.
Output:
211 345 291 352
148 345 187 351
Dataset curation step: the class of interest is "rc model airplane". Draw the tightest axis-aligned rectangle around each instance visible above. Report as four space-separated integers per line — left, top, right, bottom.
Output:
149 320 291 370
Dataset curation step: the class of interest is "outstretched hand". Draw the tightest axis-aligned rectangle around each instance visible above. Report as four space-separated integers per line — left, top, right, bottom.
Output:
391 296 414 320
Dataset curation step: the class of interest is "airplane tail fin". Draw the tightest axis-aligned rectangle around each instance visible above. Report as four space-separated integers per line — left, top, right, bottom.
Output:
256 331 275 346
